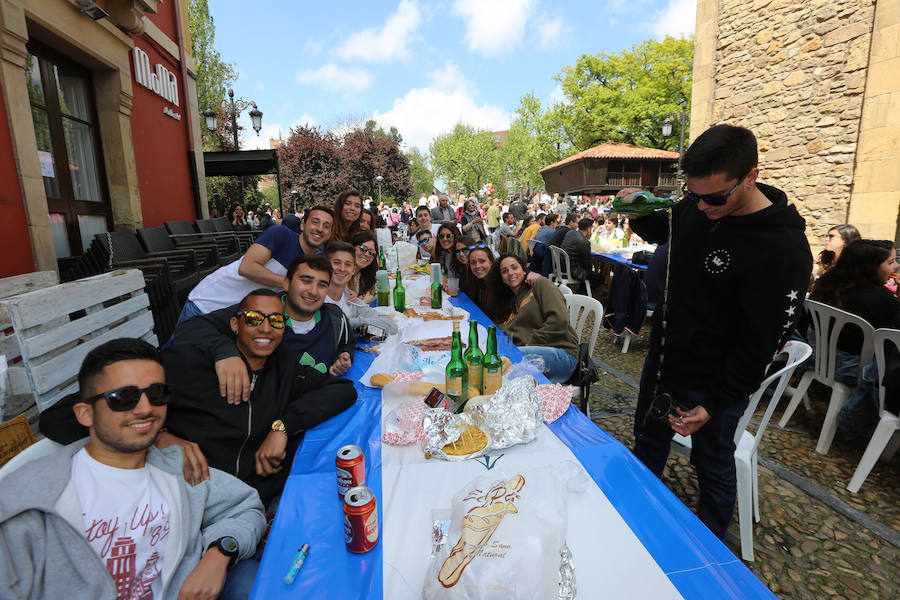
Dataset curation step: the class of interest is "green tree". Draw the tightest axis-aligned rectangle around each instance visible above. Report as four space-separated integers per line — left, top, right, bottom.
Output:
187 0 236 150
429 123 503 197
406 147 433 198
556 36 693 151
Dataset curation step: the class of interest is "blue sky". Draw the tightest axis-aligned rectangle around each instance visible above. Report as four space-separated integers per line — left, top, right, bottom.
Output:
211 0 695 152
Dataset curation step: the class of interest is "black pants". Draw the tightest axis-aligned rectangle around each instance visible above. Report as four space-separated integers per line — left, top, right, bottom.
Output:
632 353 749 542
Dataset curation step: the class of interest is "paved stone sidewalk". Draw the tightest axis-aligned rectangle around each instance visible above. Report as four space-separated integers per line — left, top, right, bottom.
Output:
586 329 899 600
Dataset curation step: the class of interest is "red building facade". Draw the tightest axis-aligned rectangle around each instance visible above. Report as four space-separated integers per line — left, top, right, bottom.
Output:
0 0 208 278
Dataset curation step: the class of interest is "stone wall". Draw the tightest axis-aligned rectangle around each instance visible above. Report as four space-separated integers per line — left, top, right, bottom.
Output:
692 0 890 248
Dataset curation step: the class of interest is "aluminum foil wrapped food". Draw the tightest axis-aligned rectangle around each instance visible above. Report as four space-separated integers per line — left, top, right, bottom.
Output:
422 408 491 461
558 544 577 599
464 376 542 449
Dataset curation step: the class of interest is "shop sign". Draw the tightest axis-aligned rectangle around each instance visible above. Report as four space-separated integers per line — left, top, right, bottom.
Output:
132 46 179 107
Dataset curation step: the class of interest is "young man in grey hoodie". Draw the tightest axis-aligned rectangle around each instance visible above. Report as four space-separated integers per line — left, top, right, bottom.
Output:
0 338 265 600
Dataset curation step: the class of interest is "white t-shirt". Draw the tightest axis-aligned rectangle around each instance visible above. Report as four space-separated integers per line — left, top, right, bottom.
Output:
71 449 170 600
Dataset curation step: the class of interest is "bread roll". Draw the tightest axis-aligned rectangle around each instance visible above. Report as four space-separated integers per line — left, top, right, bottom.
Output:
370 373 395 388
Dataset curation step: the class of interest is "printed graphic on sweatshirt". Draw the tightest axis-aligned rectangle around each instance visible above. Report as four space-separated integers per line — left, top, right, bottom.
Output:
704 249 732 275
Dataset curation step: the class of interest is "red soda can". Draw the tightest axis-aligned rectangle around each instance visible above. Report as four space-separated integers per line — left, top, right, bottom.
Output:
343 485 378 553
336 445 365 499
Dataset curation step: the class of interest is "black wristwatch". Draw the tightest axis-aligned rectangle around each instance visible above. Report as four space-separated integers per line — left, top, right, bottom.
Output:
208 536 239 568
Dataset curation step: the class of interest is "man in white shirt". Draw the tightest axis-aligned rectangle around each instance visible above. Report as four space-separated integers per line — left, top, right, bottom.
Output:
418 194 428 206
415 205 442 235
427 191 439 209
0 338 265 600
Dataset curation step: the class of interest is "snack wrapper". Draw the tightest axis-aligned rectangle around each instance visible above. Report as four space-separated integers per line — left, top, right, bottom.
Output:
537 384 574 424
464 377 542 450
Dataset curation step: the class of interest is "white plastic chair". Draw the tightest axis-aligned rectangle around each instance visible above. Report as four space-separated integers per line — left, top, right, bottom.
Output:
778 299 875 454
564 294 604 356
526 238 537 255
847 328 900 493
558 284 573 295
671 341 812 562
0 438 63 480
549 245 589 296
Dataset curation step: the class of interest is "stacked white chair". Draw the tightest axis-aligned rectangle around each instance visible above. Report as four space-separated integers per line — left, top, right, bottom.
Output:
778 299 875 454
846 328 900 493
671 341 812 561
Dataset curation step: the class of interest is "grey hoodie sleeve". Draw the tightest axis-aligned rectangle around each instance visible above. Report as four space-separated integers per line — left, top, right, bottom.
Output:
197 468 266 560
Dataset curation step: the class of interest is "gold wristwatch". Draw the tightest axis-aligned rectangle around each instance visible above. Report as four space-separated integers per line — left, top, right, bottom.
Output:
271 419 286 434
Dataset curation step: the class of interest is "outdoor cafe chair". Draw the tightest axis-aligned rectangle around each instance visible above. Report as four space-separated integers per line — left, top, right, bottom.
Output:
846 328 900 493
138 226 219 277
165 220 241 265
549 245 588 295
778 300 875 455
672 340 812 561
564 294 604 415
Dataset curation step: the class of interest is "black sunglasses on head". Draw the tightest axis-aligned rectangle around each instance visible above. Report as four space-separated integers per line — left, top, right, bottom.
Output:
85 383 171 412
681 174 747 206
467 244 488 251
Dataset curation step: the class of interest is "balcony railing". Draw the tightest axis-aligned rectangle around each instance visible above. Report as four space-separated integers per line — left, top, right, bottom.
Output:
658 173 678 187
606 173 642 186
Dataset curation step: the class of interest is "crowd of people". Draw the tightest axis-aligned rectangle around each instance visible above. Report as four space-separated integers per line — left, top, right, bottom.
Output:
3 124 898 599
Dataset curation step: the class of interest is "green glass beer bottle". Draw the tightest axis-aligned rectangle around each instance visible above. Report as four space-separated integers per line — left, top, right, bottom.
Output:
378 246 386 270
463 320 483 395
431 263 442 309
446 321 468 412
612 191 674 218
482 325 502 395
393 269 405 312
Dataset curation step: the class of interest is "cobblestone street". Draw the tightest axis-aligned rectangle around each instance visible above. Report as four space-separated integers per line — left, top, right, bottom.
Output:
586 329 900 600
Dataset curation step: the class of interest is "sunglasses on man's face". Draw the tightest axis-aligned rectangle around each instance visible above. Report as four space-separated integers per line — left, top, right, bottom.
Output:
357 245 377 257
236 310 286 329
417 237 432 246
681 174 747 206
85 383 171 412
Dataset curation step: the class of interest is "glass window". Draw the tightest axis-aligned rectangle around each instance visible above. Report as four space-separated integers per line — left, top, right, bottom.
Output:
77 214 107 252
30 107 61 199
54 64 91 121
26 53 44 105
49 213 71 258
63 117 102 202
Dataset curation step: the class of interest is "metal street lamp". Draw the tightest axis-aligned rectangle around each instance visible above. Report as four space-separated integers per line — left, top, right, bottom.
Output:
375 175 384 206
662 101 688 183
203 88 263 200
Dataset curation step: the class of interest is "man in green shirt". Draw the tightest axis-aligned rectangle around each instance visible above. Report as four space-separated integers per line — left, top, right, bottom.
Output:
486 199 501 233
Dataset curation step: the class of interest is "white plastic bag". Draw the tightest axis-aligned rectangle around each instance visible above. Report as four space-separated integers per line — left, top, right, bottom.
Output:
422 463 586 599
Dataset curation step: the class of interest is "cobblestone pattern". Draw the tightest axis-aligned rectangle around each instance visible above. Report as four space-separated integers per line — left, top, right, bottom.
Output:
584 326 900 600
711 0 877 246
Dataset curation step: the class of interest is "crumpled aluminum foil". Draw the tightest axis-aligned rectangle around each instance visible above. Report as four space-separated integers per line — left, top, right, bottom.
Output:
422 408 491 461
465 376 542 450
431 517 450 557
559 543 577 599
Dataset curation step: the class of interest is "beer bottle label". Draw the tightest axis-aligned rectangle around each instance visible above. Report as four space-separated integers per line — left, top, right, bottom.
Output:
447 375 462 396
468 362 482 391
483 368 501 394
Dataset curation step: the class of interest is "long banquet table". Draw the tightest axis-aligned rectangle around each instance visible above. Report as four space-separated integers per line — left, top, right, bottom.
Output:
249 291 774 599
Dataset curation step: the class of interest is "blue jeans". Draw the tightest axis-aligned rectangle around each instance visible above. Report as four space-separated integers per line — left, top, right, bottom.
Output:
177 299 204 324
837 360 880 441
632 353 749 542
219 548 262 600
519 346 578 384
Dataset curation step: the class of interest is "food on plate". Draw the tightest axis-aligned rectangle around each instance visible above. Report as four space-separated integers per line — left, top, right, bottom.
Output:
370 373 395 388
407 337 453 352
442 425 488 456
438 474 526 588
403 308 464 322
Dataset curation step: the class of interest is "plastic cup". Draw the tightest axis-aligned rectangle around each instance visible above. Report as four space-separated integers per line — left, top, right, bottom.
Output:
447 277 459 296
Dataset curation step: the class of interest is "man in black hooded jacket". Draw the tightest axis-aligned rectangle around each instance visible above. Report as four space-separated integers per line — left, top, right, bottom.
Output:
627 124 812 542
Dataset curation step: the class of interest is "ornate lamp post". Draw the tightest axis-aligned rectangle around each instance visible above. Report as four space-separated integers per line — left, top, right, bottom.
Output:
203 88 263 200
662 101 688 184
375 175 383 206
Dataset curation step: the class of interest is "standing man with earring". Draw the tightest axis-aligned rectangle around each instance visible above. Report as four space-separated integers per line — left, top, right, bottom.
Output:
626 124 811 542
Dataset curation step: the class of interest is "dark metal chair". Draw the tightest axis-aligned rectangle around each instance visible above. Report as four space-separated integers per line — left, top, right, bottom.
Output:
165 220 241 265
93 231 201 306
137 226 219 277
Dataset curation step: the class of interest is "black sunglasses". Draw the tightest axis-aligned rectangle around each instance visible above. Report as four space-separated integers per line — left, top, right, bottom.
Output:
681 173 747 206
85 383 171 412
357 245 377 257
455 247 470 256
236 310 286 329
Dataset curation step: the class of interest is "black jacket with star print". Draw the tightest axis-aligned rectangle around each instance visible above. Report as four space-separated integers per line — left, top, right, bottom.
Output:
631 182 812 417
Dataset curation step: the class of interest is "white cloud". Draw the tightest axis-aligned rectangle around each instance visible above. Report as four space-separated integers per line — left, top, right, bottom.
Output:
240 115 317 150
255 81 266 91
372 62 511 150
546 83 565 106
452 0 534 57
296 63 374 92
336 0 422 62
303 37 323 56
536 16 569 49
650 0 696 38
